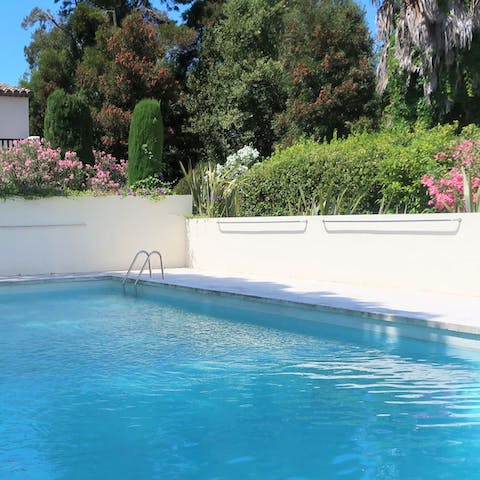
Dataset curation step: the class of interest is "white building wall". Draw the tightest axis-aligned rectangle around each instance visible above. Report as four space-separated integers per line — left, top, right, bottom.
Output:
187 214 480 296
0 96 29 139
0 195 191 275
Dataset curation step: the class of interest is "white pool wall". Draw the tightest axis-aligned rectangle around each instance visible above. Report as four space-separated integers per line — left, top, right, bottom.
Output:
0 195 191 275
186 214 479 296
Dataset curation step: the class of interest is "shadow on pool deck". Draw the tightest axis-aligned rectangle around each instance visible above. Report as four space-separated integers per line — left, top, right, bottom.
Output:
1 268 479 343
132 268 480 339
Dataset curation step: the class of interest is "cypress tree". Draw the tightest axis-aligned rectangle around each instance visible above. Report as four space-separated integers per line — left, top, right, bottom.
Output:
44 89 94 165
127 99 165 185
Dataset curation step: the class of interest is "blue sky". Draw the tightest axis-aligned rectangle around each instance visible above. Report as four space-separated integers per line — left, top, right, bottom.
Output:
0 1 377 87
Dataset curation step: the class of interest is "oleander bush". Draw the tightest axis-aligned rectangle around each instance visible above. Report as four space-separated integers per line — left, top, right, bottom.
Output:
0 138 127 197
87 150 128 192
422 135 480 212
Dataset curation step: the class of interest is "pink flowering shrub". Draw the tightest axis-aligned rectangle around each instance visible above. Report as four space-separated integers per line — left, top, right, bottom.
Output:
422 138 480 212
0 138 127 196
85 150 127 192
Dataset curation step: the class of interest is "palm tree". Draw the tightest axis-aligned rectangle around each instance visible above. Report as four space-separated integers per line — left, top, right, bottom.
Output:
375 0 480 113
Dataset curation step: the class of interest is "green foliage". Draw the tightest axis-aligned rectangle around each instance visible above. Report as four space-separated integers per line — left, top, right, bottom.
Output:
379 5 480 128
173 174 191 195
238 124 477 216
44 89 94 164
382 42 435 129
294 186 367 216
186 0 377 163
129 174 172 194
128 99 165 184
276 0 377 144
23 4 195 168
375 124 462 212
179 162 239 217
185 0 286 163
237 137 380 216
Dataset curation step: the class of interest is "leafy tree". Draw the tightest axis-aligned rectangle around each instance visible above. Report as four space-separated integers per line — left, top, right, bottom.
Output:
53 1 153 20
375 0 480 127
44 89 94 164
185 0 376 163
178 0 226 76
23 2 195 175
185 0 286 163
21 3 110 135
76 9 195 168
128 99 165 184
275 0 376 143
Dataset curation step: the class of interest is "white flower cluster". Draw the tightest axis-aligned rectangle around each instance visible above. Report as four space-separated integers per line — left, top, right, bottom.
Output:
215 146 260 181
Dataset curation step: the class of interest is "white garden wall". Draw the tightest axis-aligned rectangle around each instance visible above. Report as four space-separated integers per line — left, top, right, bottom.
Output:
187 214 480 296
0 195 191 275
0 96 29 139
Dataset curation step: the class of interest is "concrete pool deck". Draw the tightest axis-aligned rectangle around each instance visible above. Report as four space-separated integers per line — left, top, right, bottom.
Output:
124 268 480 337
2 267 480 338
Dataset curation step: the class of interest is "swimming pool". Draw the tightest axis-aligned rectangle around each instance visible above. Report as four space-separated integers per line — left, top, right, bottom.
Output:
1 279 480 479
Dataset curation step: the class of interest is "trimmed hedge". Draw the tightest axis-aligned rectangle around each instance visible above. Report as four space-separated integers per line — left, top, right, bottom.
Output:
237 136 381 216
44 89 94 165
237 124 477 216
128 99 164 185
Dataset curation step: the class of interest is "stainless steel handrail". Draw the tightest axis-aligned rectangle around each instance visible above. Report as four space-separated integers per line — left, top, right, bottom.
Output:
322 216 462 235
0 223 87 228
122 250 150 288
133 250 164 294
217 218 308 234
217 219 308 225
144 250 164 281
123 249 165 294
322 217 462 224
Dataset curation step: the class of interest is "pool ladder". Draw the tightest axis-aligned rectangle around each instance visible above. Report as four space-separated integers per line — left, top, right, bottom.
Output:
123 250 164 294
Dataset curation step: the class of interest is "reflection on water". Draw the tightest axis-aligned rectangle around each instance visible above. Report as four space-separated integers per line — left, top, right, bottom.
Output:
0 280 479 480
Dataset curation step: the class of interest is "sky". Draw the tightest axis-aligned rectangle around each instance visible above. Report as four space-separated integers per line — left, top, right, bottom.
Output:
0 0 377 87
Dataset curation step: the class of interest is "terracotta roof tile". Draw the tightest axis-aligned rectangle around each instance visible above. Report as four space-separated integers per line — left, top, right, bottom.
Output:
0 83 30 98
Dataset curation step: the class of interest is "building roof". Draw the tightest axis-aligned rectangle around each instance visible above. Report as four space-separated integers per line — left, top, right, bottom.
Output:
0 83 30 98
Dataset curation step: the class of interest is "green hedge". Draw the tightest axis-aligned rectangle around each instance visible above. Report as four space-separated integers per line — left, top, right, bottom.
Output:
44 89 94 165
237 124 478 216
128 99 164 185
237 136 381 216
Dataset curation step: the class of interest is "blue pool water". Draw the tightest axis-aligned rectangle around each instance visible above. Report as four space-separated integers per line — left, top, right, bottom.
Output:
1 280 480 480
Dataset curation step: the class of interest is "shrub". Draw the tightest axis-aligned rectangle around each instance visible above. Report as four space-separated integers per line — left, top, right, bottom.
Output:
128 99 164 185
0 138 127 197
422 137 480 212
0 138 84 196
85 150 127 192
375 124 464 212
44 89 94 165
237 137 380 216
179 146 260 216
237 124 479 216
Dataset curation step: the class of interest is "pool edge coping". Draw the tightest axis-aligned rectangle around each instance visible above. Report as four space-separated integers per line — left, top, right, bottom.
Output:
2 272 480 342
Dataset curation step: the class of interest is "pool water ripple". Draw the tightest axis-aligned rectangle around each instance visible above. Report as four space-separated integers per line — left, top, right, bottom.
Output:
1 280 480 479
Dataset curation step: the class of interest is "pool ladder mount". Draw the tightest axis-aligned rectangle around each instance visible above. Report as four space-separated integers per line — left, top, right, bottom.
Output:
123 249 164 294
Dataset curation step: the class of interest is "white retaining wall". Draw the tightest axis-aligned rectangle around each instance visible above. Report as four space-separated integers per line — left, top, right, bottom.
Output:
187 214 480 295
0 196 191 275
